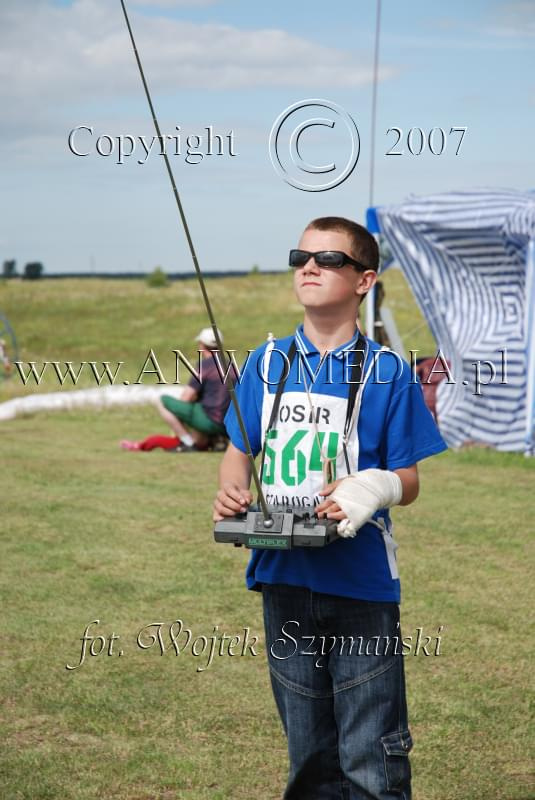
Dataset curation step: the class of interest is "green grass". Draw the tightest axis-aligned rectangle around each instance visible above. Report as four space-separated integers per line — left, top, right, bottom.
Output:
0 274 304 398
1 276 534 799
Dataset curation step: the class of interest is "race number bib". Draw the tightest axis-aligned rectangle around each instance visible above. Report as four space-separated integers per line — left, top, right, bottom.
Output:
261 390 353 508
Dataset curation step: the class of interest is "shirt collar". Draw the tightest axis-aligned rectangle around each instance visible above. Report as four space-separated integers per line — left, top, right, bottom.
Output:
294 324 362 360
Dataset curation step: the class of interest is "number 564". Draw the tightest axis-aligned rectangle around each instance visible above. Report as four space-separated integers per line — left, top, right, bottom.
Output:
263 429 339 487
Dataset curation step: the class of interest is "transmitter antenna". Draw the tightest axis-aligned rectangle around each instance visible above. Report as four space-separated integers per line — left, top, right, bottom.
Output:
120 0 272 524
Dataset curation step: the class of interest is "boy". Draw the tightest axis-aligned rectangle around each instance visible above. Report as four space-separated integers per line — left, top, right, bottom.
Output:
213 217 446 799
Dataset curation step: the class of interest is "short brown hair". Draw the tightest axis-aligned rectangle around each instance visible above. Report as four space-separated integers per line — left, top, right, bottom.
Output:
305 216 379 271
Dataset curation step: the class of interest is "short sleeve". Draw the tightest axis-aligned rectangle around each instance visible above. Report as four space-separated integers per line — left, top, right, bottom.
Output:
382 377 447 470
188 373 201 393
224 349 264 456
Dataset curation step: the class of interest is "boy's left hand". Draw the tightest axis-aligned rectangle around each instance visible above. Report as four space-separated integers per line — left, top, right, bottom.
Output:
322 470 404 538
316 480 347 520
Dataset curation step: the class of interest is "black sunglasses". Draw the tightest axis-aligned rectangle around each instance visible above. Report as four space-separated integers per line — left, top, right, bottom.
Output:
289 249 370 271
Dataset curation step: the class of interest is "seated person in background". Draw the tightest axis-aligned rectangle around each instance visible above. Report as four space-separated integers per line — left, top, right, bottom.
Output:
155 327 231 452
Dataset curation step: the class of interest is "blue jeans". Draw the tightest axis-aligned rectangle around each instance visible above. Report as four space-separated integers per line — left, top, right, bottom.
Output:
262 584 412 800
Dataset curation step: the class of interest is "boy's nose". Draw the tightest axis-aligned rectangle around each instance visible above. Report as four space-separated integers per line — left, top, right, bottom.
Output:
302 255 320 273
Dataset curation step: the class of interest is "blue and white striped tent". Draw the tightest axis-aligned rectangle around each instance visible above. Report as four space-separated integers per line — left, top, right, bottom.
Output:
368 189 535 453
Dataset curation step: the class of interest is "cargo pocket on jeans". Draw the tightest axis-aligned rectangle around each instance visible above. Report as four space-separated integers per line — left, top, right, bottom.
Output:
381 729 412 793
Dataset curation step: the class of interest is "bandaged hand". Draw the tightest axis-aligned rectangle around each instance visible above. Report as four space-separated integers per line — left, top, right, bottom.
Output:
330 469 403 538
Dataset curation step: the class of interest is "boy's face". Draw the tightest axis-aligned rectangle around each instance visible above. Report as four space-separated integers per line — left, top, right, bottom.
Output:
293 227 375 313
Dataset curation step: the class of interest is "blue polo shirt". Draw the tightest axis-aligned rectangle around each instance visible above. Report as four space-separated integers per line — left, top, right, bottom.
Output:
225 326 447 602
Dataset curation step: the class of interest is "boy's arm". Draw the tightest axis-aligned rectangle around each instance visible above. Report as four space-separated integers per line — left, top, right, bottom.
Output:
213 443 254 521
317 465 419 519
316 465 420 537
394 465 419 506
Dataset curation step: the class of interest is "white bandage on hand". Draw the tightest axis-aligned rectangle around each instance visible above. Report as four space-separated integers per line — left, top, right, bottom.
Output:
331 469 403 538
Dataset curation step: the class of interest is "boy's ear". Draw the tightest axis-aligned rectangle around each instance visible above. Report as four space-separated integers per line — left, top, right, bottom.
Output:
356 270 377 296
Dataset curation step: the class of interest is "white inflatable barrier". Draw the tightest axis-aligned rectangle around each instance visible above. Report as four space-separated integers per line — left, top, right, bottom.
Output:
0 385 185 422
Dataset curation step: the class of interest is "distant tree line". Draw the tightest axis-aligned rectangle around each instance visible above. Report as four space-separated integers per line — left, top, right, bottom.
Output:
2 260 44 280
2 261 284 281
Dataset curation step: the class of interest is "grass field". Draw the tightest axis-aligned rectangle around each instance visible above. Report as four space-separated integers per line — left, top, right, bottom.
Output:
1 275 534 800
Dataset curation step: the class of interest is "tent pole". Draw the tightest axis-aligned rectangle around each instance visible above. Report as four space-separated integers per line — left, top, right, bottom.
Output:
525 238 535 456
365 0 381 340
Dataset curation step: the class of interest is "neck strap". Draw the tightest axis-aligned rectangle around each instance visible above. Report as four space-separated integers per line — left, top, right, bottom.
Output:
259 334 367 483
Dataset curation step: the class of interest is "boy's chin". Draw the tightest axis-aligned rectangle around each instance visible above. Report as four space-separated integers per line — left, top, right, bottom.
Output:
300 298 358 313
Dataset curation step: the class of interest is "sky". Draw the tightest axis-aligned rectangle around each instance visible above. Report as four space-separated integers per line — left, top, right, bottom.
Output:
1 0 534 274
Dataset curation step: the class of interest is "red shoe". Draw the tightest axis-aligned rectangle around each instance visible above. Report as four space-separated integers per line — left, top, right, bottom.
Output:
139 435 180 451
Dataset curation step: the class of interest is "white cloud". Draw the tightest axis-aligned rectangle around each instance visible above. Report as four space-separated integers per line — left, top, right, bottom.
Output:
487 1 535 37
130 0 218 6
0 0 394 106
0 0 396 152
409 3 535 45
